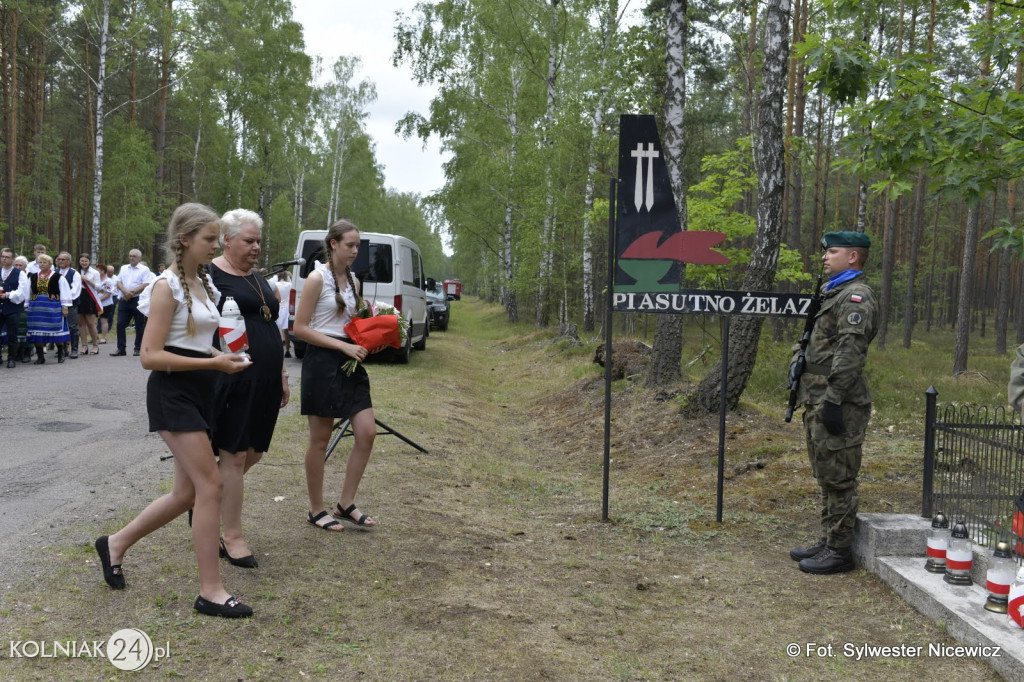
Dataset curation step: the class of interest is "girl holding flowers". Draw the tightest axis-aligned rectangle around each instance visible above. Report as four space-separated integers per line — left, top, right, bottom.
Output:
293 219 378 531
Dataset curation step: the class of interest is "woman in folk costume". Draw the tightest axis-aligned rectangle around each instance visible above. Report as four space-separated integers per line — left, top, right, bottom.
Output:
26 253 71 364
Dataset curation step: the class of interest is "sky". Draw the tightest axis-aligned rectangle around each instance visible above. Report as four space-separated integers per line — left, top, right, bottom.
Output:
290 1 448 199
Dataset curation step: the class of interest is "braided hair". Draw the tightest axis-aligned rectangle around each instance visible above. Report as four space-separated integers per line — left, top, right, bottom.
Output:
164 202 221 337
324 219 363 315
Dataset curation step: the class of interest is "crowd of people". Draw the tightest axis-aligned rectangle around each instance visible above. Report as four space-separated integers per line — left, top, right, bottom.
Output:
3 205 381 621
0 243 163 366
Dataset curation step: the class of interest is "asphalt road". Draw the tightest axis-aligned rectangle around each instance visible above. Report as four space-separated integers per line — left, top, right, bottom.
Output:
0 334 304 587
0 336 169 558
2 333 288 587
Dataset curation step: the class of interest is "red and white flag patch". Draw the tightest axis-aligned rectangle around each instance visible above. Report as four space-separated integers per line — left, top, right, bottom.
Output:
850 294 863 303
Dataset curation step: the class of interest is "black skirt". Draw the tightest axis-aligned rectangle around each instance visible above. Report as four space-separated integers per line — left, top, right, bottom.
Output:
147 347 219 434
300 342 372 419
78 293 99 316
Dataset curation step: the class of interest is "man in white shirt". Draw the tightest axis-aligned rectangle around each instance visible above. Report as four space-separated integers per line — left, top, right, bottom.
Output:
0 247 31 368
25 244 46 275
112 249 155 356
55 252 83 359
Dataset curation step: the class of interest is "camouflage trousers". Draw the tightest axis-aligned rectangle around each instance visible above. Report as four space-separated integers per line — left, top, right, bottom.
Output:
802 401 871 549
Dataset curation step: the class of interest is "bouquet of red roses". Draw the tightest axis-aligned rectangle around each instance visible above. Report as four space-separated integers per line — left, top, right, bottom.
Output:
340 301 409 376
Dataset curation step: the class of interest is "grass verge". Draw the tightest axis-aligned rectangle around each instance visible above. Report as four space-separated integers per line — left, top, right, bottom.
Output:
0 298 1005 680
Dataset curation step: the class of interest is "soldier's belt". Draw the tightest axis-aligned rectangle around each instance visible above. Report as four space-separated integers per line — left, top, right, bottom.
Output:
804 362 830 376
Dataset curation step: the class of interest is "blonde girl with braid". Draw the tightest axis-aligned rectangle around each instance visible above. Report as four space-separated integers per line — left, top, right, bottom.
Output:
94 203 255 619
294 219 379 532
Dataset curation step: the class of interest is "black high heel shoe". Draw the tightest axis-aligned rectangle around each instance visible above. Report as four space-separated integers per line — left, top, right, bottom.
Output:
219 538 258 568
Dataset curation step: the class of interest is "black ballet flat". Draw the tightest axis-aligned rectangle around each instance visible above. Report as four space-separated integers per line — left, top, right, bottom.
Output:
219 538 258 568
94 535 126 589
193 595 253 619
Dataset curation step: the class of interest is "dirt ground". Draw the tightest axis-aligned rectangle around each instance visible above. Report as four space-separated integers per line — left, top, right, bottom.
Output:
0 300 1008 680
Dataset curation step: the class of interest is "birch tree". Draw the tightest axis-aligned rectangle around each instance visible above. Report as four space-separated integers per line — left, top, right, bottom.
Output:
688 0 792 411
645 0 688 387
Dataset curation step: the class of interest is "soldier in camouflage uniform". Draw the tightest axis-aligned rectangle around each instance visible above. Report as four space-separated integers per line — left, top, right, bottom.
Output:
790 231 877 574
1009 343 1024 418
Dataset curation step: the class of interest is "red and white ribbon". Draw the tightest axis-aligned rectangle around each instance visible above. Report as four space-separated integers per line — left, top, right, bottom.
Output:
219 316 248 353
1009 584 1024 628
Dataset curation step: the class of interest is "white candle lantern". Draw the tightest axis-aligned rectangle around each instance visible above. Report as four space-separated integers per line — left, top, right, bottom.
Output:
943 520 972 586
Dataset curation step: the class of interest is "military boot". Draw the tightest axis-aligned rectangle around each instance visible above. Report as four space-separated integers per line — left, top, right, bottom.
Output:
34 346 45 364
69 333 79 358
789 538 827 562
798 546 855 575
56 343 65 363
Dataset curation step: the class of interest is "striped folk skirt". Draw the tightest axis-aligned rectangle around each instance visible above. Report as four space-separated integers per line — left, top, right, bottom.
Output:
26 297 71 343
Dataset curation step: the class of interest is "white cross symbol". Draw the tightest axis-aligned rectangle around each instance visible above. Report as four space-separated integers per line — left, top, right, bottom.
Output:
631 142 659 212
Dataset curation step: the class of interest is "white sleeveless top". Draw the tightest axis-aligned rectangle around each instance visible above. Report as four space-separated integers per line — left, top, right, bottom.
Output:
308 261 357 338
139 270 222 352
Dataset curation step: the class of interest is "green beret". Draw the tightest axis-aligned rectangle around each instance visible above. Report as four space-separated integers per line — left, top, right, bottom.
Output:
821 231 871 249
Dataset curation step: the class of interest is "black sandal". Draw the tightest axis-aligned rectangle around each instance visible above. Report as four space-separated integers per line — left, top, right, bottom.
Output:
307 510 343 532
335 503 375 530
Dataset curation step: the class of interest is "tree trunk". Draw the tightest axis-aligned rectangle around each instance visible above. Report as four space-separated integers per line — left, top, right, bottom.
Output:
876 195 898 348
996 58 1022 354
580 2 618 333
155 0 173 199
688 0 791 411
90 0 111 260
502 69 521 323
902 167 927 348
951 204 981 375
535 0 562 328
2 5 18 246
645 0 687 387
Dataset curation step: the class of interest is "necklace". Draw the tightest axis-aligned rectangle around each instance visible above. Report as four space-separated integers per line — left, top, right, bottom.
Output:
219 258 272 322
239 271 273 322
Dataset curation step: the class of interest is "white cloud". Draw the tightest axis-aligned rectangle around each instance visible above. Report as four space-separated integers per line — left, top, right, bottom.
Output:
291 1 448 198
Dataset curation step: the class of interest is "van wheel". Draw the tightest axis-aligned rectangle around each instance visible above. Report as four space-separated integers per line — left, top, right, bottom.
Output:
294 340 307 360
395 334 412 364
413 324 427 351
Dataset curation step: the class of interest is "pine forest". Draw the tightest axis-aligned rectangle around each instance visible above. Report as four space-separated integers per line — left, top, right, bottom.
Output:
3 0 1023 393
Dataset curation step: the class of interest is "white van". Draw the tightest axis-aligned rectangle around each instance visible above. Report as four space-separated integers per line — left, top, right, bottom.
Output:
288 230 428 362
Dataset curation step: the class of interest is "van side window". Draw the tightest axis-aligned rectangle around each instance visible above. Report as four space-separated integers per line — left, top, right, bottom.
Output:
412 252 423 289
401 245 416 287
365 244 392 283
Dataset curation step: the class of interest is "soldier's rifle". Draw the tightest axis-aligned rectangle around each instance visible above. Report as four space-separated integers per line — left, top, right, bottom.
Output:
785 269 825 423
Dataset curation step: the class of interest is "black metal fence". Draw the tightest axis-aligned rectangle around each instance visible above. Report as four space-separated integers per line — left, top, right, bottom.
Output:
922 387 1024 555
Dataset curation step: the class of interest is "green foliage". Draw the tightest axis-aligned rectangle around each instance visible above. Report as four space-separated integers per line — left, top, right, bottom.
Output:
800 34 872 106
804 1 1024 207
983 220 1024 258
684 141 809 288
101 119 161 262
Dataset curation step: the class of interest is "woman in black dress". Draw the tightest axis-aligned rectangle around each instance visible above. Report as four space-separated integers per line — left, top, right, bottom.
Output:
208 209 289 567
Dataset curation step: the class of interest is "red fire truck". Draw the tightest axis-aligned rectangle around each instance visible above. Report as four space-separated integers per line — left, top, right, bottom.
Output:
443 279 462 300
